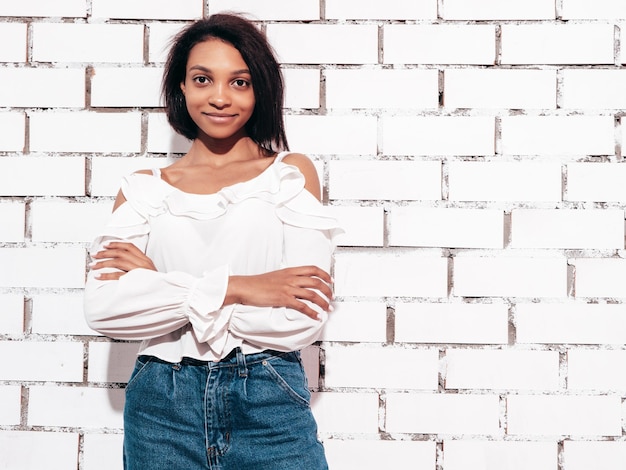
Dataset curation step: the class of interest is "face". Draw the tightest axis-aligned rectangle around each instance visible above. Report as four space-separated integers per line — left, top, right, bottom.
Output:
180 38 255 142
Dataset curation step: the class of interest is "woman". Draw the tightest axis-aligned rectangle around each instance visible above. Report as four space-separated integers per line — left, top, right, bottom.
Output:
84 13 340 470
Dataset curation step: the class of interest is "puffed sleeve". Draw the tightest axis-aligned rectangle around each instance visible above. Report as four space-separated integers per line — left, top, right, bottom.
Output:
83 175 232 343
227 187 342 352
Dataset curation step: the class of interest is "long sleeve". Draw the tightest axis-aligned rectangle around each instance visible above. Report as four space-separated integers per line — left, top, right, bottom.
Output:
83 202 231 343
226 189 341 353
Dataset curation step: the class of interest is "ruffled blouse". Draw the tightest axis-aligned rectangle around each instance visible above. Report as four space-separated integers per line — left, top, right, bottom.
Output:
83 152 341 362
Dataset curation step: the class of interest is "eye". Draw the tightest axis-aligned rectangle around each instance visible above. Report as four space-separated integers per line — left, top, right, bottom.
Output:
233 78 250 88
193 76 210 85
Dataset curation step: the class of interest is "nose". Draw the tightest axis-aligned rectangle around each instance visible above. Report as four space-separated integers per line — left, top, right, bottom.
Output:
209 82 230 109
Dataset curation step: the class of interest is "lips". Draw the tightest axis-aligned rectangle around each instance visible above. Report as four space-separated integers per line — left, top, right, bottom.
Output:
202 112 238 123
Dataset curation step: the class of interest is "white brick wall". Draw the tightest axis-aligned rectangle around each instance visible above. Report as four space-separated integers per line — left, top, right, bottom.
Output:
3 2 626 469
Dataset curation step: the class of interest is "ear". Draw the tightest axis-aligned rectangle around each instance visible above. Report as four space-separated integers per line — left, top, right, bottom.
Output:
180 81 186 95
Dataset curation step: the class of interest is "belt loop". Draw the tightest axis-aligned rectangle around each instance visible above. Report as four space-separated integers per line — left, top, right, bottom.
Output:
236 348 248 378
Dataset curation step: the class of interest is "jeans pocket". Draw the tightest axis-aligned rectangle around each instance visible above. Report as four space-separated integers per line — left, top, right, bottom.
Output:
262 353 311 408
125 355 154 393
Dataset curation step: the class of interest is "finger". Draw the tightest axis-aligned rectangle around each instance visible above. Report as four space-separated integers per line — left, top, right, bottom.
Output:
293 287 330 312
286 265 332 283
95 271 126 281
289 299 323 321
290 277 333 300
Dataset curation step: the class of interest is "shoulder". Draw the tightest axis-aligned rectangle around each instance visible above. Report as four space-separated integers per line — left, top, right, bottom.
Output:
112 169 158 212
281 153 321 201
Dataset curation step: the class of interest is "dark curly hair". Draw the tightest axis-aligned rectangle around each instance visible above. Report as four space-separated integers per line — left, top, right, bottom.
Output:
161 13 288 153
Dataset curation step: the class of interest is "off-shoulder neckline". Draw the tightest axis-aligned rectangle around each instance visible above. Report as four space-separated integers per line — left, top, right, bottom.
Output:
148 151 291 196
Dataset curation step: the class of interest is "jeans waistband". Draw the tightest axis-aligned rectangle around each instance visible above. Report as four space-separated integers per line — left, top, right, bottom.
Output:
139 348 294 370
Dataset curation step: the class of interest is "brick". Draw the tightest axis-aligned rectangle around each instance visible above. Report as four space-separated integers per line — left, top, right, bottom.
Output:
0 23 27 62
453 255 567 298
326 206 384 247
31 294 96 336
382 116 495 156
561 0 626 20
327 0 436 19
326 68 438 109
563 441 626 470
516 303 626 345
324 345 439 390
568 349 626 391
562 70 626 109
0 247 85 288
443 0 554 19
501 24 614 65
0 386 21 425
0 431 79 470
0 203 25 242
501 116 614 156
444 349 560 390
444 69 556 109
91 67 163 107
147 113 193 154
384 25 496 65
335 252 448 298
395 302 509 344
444 440 557 470
83 434 124 470
319 302 388 343
286 115 377 155
574 258 626 298
148 23 186 63
32 23 144 63
30 111 141 153
566 163 626 202
389 207 504 249
0 0 86 17
0 112 25 152
448 161 562 202
507 395 622 436
0 341 83 382
0 68 84 108
386 393 501 435
31 201 112 243
324 440 436 470
283 68 320 109
301 345 321 389
510 209 624 249
28 386 124 428
92 0 202 19
312 392 379 433
0 156 85 196
88 342 137 383
90 156 169 197
0 294 24 335
267 24 378 64
329 160 441 201
210 0 319 20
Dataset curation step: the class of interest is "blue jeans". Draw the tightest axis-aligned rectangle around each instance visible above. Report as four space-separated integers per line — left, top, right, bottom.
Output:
123 349 328 470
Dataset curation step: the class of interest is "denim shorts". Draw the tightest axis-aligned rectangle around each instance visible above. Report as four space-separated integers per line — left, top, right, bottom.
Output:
123 348 328 470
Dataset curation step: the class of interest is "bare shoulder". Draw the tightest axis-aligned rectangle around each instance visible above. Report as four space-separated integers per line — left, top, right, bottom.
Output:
282 153 321 200
134 169 153 176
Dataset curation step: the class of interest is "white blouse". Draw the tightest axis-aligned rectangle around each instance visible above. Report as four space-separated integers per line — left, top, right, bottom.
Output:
83 152 341 362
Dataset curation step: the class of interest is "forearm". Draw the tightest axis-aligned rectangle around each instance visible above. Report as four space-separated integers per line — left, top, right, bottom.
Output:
84 265 230 341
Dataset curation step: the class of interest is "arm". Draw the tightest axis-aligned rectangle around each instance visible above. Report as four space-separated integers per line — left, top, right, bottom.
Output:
83 189 232 342
226 154 341 351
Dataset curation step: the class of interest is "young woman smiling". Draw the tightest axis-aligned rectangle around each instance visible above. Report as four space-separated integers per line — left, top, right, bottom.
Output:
84 13 340 470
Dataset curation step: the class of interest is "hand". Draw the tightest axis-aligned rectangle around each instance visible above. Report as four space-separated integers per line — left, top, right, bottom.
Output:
227 266 333 320
90 242 157 281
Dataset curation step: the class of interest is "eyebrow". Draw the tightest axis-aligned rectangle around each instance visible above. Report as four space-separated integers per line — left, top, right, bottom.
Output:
188 65 251 75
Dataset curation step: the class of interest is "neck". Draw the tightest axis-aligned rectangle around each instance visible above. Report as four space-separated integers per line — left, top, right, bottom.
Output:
185 134 264 166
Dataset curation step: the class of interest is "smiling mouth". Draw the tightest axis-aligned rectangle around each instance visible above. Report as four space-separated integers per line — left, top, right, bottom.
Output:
203 112 237 118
